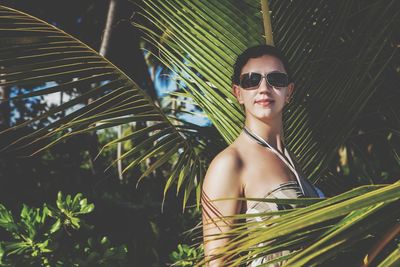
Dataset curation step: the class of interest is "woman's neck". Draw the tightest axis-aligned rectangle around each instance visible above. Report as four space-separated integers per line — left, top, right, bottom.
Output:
244 117 285 152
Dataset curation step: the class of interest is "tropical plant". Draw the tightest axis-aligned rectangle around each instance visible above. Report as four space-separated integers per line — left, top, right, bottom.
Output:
0 0 399 266
169 243 203 266
0 4 209 210
131 1 400 264
0 191 127 266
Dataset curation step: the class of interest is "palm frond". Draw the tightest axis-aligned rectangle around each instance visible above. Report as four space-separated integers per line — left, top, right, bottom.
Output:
199 182 400 266
132 0 265 143
133 0 398 186
0 5 206 206
272 0 399 183
129 1 400 265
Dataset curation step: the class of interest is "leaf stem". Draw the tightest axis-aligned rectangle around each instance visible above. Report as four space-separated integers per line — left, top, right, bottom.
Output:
362 222 400 267
260 0 274 46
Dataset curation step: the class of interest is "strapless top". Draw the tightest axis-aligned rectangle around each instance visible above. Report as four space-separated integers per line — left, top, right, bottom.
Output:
245 181 317 267
242 127 323 266
245 180 313 267
246 180 303 215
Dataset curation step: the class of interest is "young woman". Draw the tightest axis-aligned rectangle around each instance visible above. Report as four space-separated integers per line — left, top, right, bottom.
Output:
201 45 322 266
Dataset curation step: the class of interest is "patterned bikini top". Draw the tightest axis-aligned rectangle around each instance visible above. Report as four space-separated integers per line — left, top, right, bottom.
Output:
242 127 324 267
242 126 321 216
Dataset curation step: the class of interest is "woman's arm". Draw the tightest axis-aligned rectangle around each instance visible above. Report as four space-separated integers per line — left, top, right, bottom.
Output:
201 150 243 266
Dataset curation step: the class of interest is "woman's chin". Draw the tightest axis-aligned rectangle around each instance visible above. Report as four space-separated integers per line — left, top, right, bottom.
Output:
245 107 282 122
250 113 275 122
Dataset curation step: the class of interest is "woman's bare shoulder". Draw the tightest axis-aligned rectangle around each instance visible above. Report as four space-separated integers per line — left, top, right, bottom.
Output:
202 145 244 197
209 145 243 174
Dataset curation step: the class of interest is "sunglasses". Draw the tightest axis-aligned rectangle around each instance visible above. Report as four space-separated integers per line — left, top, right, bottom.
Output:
239 72 289 90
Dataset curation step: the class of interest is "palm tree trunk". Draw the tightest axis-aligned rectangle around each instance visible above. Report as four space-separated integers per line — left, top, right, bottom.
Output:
85 0 119 177
98 0 124 180
99 0 117 57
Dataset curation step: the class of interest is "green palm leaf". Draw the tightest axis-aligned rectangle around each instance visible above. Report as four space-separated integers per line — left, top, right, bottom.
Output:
199 182 400 266
1 2 398 265
130 0 399 266
133 0 263 143
134 0 398 184
0 5 206 207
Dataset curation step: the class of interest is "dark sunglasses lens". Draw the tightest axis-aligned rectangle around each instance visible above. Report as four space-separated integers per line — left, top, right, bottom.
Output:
267 72 289 87
240 73 261 89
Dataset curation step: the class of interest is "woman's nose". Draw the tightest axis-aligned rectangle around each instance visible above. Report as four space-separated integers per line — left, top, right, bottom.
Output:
259 76 273 92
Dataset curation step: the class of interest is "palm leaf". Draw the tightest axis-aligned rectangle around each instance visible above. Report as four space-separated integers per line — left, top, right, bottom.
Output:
199 182 400 266
376 245 400 267
130 0 399 265
1 2 398 265
133 0 398 186
0 5 207 205
132 0 265 143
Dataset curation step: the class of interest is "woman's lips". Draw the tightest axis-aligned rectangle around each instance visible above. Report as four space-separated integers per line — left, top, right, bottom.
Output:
255 99 274 106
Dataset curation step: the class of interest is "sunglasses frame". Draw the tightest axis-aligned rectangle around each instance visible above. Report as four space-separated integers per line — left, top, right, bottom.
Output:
239 72 289 90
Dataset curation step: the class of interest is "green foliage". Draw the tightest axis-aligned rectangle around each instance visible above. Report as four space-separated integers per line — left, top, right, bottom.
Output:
50 192 95 230
0 1 399 266
0 4 210 209
0 192 127 266
135 0 399 186
169 244 203 267
199 183 400 266
70 236 128 266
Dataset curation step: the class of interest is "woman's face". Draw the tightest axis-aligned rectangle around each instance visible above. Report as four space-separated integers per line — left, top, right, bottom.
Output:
233 55 294 122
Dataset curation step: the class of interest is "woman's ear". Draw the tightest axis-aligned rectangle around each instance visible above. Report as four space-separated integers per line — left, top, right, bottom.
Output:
286 82 295 103
233 84 244 104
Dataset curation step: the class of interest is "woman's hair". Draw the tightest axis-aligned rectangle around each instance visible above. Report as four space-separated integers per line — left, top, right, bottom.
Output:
231 44 291 85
